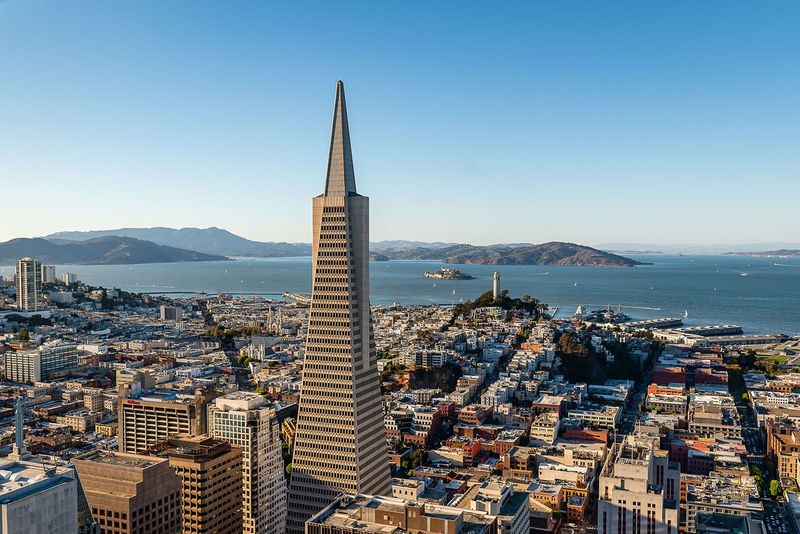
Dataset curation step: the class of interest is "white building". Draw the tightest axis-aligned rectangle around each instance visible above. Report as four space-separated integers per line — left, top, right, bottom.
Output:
208 392 286 534
530 412 560 446
40 265 56 284
598 435 679 534
61 272 78 285
567 404 621 429
5 342 78 383
15 257 41 312
450 480 529 534
0 458 81 534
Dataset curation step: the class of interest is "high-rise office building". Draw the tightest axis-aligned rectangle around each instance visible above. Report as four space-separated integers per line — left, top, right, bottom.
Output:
62 272 79 285
286 81 391 532
15 257 41 312
73 450 182 534
149 434 243 534
208 392 286 534
598 434 680 534
118 389 211 454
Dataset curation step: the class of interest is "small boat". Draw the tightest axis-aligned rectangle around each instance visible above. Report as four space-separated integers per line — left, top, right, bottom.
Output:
573 282 578 287
683 310 689 318
452 289 456 295
432 282 436 287
740 272 749 277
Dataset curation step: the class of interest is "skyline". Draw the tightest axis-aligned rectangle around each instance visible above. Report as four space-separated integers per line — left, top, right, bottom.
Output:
2 2 799 245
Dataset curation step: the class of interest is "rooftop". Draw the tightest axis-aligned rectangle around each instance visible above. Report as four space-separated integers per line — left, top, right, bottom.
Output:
74 450 158 469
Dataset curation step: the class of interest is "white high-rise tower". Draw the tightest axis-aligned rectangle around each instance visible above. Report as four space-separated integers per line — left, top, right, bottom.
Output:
16 257 41 312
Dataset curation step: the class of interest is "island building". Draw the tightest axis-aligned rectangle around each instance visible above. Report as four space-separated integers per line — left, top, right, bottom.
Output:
118 388 211 454
147 434 243 534
207 391 285 534
493 271 500 300
15 256 41 312
4 342 79 383
286 81 391 532
73 450 182 534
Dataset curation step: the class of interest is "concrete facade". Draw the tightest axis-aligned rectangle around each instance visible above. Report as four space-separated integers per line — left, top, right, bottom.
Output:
208 392 286 534
73 451 181 534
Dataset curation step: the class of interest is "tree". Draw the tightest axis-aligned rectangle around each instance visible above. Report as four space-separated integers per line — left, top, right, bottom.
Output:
17 328 30 341
410 449 428 469
769 479 781 498
558 333 588 357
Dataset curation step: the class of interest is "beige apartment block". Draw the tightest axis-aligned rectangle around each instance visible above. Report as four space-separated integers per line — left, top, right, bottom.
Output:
286 81 391 533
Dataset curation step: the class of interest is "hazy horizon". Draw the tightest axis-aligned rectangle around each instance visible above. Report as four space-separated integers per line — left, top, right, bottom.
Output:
2 2 798 245
2 226 798 253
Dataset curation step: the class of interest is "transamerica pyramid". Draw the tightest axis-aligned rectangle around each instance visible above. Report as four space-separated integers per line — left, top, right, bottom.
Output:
285 81 391 533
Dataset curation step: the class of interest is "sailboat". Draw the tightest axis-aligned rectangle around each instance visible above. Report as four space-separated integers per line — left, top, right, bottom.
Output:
432 282 436 287
683 310 689 318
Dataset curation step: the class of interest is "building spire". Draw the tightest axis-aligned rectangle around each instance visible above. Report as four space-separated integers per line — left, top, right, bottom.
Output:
324 80 357 196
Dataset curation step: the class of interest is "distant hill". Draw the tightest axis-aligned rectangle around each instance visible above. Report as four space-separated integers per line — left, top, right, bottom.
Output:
0 236 226 265
379 242 644 266
32 228 642 266
598 242 800 255
46 227 312 258
370 240 460 251
725 249 800 258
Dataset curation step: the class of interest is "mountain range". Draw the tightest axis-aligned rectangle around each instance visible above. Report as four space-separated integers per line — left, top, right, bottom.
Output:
47 227 312 258
0 227 646 266
0 236 225 265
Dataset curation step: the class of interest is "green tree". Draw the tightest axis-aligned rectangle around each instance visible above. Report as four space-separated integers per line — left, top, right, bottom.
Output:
17 328 30 341
769 479 781 498
411 449 428 469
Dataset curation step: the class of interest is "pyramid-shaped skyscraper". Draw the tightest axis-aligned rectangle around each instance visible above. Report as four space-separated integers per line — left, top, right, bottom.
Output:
286 81 391 532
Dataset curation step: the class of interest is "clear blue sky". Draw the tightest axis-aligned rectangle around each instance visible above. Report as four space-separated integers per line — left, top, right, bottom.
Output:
1 1 798 245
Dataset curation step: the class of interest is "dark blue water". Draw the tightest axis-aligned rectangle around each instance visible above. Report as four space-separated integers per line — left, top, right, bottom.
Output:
2 255 798 335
